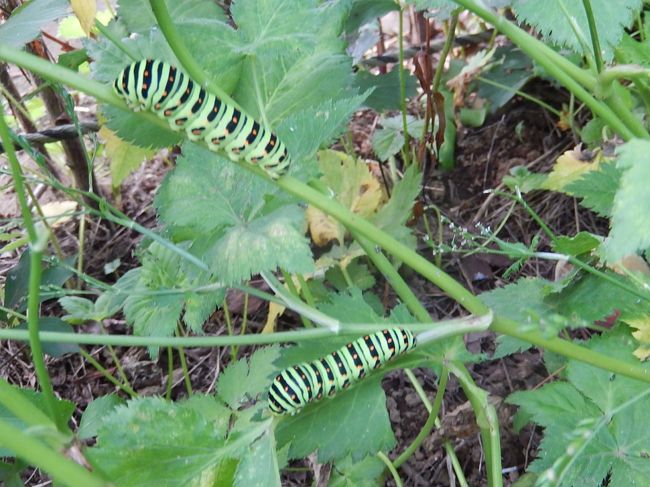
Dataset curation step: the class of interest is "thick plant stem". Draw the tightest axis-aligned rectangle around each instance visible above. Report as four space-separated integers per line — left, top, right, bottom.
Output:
3 34 650 388
0 419 108 487
0 318 483 347
449 362 502 487
148 0 241 108
492 317 650 383
451 0 648 140
0 111 63 431
352 230 431 322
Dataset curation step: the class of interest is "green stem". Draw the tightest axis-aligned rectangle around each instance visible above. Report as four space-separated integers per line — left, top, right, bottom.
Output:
281 270 312 328
432 10 460 93
0 318 492 347
492 316 650 383
394 368 449 468
0 111 63 431
377 451 404 487
0 419 108 487
581 0 604 73
0 101 36 242
79 349 137 398
448 362 502 487
165 346 174 400
280 175 488 316
451 0 647 140
397 2 410 160
177 345 193 395
148 0 240 108
477 76 562 117
94 20 138 61
352 231 431 322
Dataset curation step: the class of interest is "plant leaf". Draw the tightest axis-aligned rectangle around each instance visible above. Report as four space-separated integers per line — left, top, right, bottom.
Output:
513 0 643 61
0 0 69 47
217 346 280 410
86 396 246 487
99 126 154 189
566 161 621 217
603 140 650 262
274 375 395 463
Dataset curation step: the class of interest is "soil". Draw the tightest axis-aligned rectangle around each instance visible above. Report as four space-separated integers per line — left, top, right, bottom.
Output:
0 42 604 487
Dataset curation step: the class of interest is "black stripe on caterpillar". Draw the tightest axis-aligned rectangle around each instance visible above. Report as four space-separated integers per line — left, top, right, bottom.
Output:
113 59 290 178
268 328 416 415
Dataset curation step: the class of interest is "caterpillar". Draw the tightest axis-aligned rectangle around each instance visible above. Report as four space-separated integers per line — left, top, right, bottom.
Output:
268 328 416 416
113 59 291 178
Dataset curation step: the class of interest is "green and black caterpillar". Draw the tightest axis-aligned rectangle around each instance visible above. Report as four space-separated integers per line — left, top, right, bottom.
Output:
268 328 416 415
113 59 291 178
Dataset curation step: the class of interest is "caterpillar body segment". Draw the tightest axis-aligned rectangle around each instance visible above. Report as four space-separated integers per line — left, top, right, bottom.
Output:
268 328 416 416
113 59 291 178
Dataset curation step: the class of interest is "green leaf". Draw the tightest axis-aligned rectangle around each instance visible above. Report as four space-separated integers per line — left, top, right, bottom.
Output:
100 126 154 189
356 69 418 111
59 296 95 324
234 429 281 487
86 396 240 487
217 346 280 410
371 115 425 161
0 0 69 48
480 278 559 358
330 455 386 487
155 145 278 234
513 0 643 61
201 205 313 285
478 45 535 112
156 144 313 285
370 163 421 249
118 0 227 35
276 94 368 176
346 0 397 33
566 161 622 217
552 232 601 256
78 395 126 440
3 251 74 314
0 460 26 487
15 318 80 357
604 140 650 261
0 384 74 456
502 166 548 193
122 242 225 356
507 329 650 485
275 375 396 463
548 270 650 324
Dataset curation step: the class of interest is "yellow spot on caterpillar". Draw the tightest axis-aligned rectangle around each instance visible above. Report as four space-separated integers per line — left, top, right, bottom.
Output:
232 116 238 123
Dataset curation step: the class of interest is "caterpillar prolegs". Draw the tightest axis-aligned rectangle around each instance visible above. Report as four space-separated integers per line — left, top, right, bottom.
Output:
268 328 416 416
113 59 291 178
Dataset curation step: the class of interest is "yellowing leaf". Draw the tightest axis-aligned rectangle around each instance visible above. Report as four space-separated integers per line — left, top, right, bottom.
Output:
100 126 153 189
39 201 78 228
626 317 650 360
306 150 384 247
307 205 342 246
610 254 650 277
542 148 601 191
262 301 284 334
58 10 111 40
70 0 96 36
